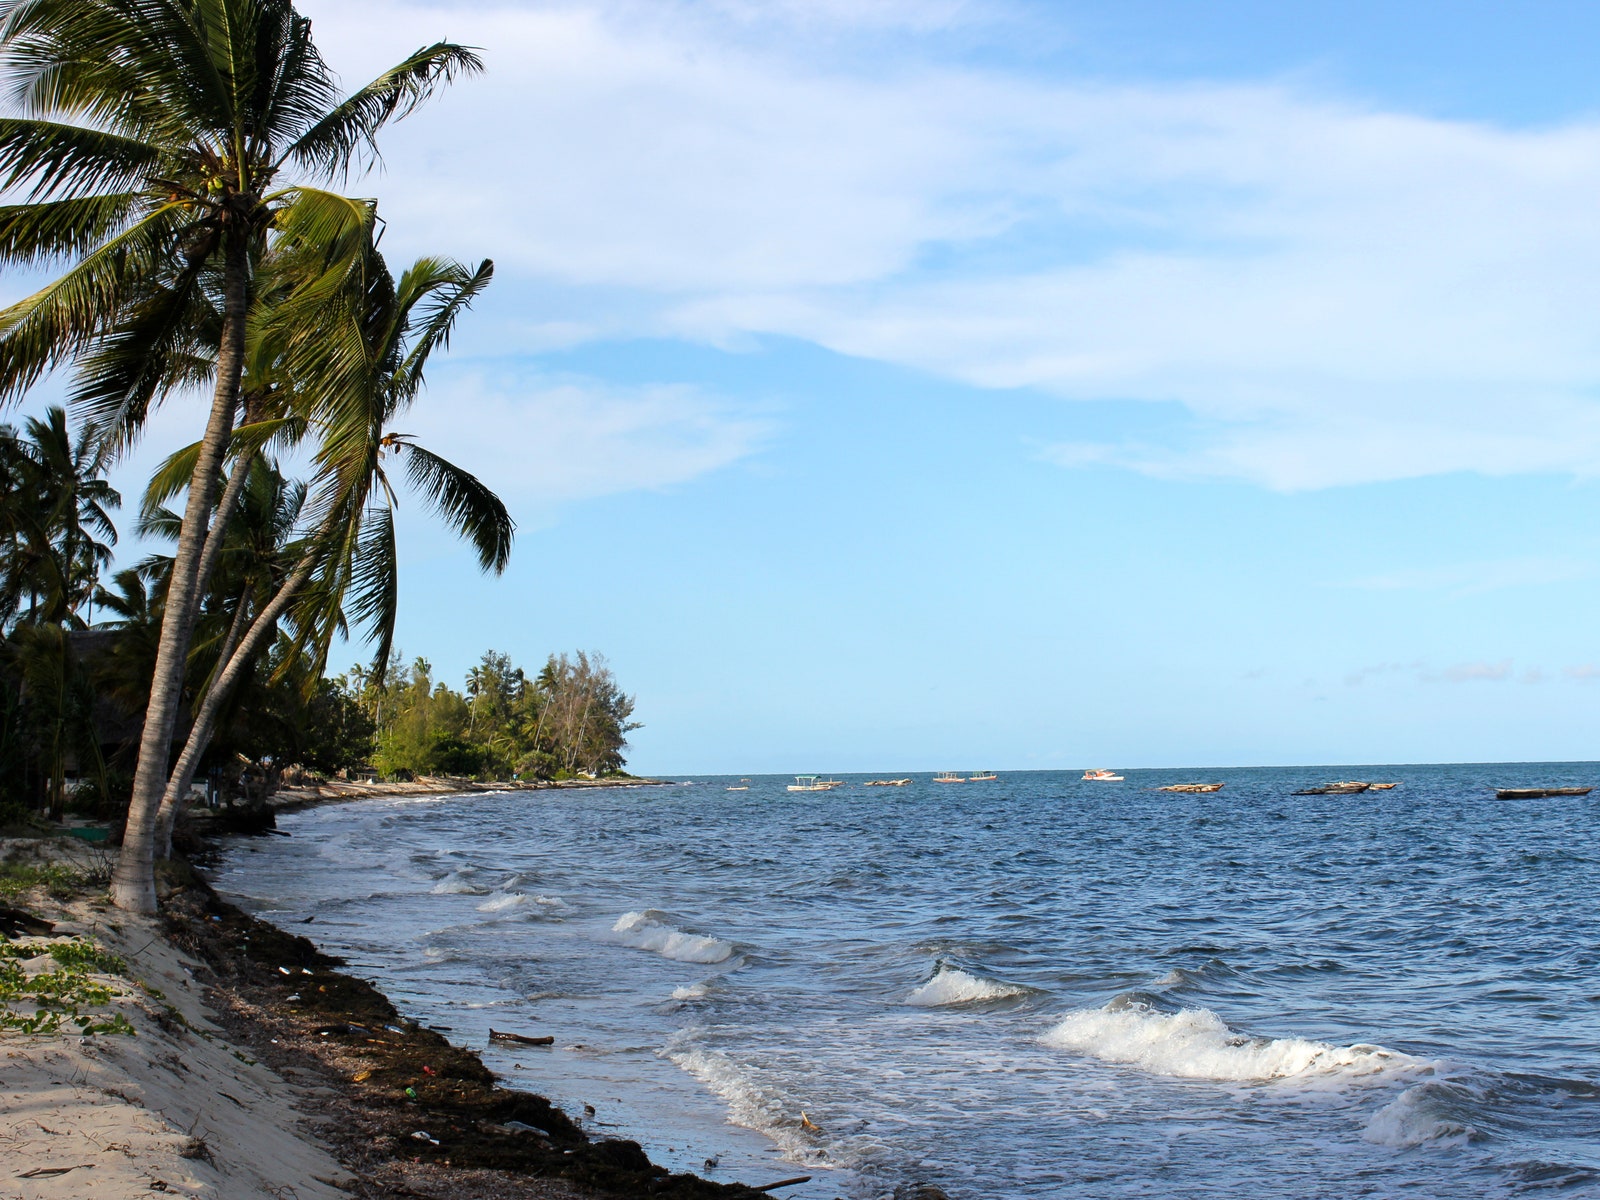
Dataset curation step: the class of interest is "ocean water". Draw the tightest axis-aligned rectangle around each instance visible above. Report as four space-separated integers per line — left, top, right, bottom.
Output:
212 765 1600 1199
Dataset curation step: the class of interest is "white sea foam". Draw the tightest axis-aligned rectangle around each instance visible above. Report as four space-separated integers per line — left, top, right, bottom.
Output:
662 1032 878 1168
1042 1004 1424 1082
672 981 713 1001
906 966 1030 1007
613 910 734 964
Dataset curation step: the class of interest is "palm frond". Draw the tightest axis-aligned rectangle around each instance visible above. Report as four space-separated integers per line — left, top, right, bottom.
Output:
281 41 482 180
396 441 513 572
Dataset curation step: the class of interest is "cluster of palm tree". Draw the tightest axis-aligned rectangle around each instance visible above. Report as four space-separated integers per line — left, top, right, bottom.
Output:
0 0 514 911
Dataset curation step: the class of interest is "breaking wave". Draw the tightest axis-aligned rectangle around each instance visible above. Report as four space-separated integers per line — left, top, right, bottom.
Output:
1042 1002 1425 1082
613 910 734 964
906 965 1032 1007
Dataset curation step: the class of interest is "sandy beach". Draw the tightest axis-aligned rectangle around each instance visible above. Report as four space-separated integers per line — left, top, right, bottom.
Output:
0 828 778 1200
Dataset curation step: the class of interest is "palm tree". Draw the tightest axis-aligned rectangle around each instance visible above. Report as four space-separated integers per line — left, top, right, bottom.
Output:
149 250 511 854
0 406 119 628
0 0 482 911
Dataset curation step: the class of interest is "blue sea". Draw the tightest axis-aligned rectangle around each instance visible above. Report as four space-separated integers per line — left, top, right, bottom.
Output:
212 765 1600 1199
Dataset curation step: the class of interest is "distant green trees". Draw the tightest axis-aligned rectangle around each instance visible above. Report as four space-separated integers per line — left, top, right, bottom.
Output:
359 649 639 781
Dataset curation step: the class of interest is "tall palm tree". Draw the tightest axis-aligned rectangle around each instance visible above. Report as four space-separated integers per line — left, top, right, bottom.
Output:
150 250 511 853
0 0 481 911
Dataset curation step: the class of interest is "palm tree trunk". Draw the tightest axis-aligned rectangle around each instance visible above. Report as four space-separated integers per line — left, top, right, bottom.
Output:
111 238 250 913
152 554 315 855
188 446 256 631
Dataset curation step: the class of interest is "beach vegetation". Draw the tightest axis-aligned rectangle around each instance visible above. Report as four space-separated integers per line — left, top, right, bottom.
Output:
0 933 132 1034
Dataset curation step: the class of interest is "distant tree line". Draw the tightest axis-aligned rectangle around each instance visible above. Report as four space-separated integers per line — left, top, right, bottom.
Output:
349 649 640 781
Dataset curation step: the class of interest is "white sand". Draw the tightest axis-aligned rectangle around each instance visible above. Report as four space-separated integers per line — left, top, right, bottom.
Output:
2 899 352 1199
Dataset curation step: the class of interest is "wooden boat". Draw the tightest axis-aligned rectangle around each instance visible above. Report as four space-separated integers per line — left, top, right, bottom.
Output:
1367 783 1399 790
726 779 751 791
1082 769 1124 781
933 772 967 783
1293 782 1371 795
1156 783 1224 793
863 778 912 786
968 772 998 782
787 775 843 792
1495 786 1593 800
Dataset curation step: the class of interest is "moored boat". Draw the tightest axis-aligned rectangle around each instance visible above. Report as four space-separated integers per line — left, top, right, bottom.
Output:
1082 769 1124 781
1495 786 1593 800
787 775 844 792
933 771 967 783
1156 782 1224 793
969 772 998 782
1293 782 1371 795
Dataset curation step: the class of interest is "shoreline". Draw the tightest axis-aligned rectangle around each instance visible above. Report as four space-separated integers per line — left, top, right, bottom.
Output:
265 774 675 816
0 834 785 1200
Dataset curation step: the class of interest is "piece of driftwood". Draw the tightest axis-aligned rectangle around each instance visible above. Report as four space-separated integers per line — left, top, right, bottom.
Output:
489 1028 554 1046
0 906 54 937
755 1178 813 1192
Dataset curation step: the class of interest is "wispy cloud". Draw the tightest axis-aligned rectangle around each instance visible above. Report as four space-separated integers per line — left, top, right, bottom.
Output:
1340 556 1598 595
1564 664 1600 682
309 1 1600 490
401 368 776 512
1437 660 1513 683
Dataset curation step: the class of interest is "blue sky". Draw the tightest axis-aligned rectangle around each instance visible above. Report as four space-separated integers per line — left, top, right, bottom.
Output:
27 0 1600 773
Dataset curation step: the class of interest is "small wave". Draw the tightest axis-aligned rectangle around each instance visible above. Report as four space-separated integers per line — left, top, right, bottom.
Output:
1364 1078 1484 1148
613 910 734 964
430 870 489 895
1042 1002 1424 1082
477 892 530 913
672 981 713 1001
906 966 1031 1007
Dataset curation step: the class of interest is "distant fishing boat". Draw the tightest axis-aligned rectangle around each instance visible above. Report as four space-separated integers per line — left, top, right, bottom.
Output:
1293 782 1370 795
1495 786 1592 800
968 772 998 782
726 778 751 791
1367 783 1399 790
1082 769 1124 781
933 771 967 783
1156 782 1224 793
787 775 843 792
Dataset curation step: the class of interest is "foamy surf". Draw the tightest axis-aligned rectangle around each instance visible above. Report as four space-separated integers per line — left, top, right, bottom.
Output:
613 910 735 964
906 965 1032 1007
662 1031 880 1170
1042 1003 1424 1082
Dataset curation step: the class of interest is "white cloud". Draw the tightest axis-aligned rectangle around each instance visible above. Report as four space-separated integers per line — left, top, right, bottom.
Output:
303 1 1600 489
397 369 774 511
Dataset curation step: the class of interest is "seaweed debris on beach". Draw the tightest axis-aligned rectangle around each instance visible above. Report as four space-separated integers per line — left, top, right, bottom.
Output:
160 874 772 1199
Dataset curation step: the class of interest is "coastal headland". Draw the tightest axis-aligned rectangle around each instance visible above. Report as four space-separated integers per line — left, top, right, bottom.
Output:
0 787 794 1200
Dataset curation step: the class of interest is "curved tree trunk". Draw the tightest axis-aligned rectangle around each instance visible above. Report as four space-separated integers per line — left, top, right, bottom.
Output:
152 555 315 855
110 238 249 913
